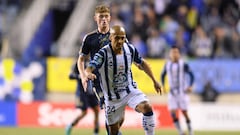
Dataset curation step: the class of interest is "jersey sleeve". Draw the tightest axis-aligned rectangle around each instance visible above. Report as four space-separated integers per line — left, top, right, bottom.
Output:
161 63 167 86
132 46 143 64
184 63 194 86
88 49 105 70
80 35 91 56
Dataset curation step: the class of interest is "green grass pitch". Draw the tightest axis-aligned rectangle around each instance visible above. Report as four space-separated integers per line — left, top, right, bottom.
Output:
0 127 239 135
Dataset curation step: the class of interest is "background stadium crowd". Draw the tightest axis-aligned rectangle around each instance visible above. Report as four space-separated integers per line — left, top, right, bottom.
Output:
1 0 239 59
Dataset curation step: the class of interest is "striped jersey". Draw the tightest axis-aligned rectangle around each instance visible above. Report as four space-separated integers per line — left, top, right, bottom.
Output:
89 42 142 100
161 59 194 95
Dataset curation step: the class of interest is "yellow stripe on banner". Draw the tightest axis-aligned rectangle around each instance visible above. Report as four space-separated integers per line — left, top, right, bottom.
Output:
131 59 170 94
21 81 34 92
3 59 15 81
47 57 76 93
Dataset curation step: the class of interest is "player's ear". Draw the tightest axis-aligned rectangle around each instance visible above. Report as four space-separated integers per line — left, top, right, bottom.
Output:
94 14 97 22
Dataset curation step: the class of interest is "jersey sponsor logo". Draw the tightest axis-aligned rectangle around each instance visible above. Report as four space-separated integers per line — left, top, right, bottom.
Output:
99 34 110 48
113 72 129 90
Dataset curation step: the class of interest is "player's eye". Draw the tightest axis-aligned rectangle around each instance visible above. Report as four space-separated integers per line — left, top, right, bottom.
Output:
115 36 125 40
99 15 109 19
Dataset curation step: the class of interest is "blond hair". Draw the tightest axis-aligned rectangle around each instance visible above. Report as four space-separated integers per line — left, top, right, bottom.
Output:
95 5 110 14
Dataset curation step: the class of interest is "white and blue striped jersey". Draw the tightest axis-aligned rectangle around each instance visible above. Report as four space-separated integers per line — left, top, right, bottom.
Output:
89 42 142 100
161 59 194 95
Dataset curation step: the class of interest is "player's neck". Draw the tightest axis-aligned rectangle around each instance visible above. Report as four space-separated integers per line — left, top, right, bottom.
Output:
113 48 123 55
98 27 109 34
172 60 179 63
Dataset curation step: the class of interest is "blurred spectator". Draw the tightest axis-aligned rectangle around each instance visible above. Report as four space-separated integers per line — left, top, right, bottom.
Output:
219 0 239 27
200 6 221 34
130 5 148 42
200 81 219 102
190 25 212 58
175 5 189 30
175 25 191 55
118 2 133 28
232 30 240 58
160 15 179 46
211 26 233 58
146 4 158 29
186 6 198 31
164 0 189 16
154 0 169 16
146 28 167 58
189 0 205 16
131 33 148 58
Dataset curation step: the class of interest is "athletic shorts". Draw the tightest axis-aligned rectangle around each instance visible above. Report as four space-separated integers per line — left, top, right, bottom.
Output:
168 93 189 111
104 89 149 125
75 80 99 110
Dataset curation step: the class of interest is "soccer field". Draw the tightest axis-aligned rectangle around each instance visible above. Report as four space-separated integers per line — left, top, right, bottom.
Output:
0 127 239 135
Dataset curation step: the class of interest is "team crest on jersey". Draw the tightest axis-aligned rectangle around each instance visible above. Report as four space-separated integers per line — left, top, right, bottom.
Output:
119 65 124 70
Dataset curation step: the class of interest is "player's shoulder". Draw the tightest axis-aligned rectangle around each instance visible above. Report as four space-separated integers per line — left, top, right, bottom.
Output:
86 29 98 37
83 30 98 41
165 59 172 66
124 42 135 51
179 59 188 65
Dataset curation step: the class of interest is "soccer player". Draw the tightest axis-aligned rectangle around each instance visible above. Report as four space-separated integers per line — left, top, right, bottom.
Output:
66 5 112 135
66 62 99 135
161 46 194 135
84 25 162 135
77 4 123 135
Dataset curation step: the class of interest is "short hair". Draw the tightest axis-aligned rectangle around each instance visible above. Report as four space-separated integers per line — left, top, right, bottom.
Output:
171 45 179 50
95 5 110 14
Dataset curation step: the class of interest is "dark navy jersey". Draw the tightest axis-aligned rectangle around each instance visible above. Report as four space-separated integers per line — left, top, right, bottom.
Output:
80 30 110 60
79 30 110 76
70 30 111 97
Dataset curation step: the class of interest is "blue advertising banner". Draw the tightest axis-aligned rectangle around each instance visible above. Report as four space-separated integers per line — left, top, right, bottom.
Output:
0 59 45 102
189 60 240 93
0 102 16 126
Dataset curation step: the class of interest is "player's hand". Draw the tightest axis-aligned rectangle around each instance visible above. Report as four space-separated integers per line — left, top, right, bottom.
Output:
85 73 96 91
86 73 96 80
153 80 162 95
81 75 88 92
82 72 96 91
185 86 193 93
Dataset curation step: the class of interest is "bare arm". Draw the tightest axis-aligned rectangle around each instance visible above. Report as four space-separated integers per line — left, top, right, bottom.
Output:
77 54 87 79
140 59 162 94
77 54 89 90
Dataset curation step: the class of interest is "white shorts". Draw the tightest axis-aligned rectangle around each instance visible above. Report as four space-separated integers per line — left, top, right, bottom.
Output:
105 89 148 125
168 94 189 111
